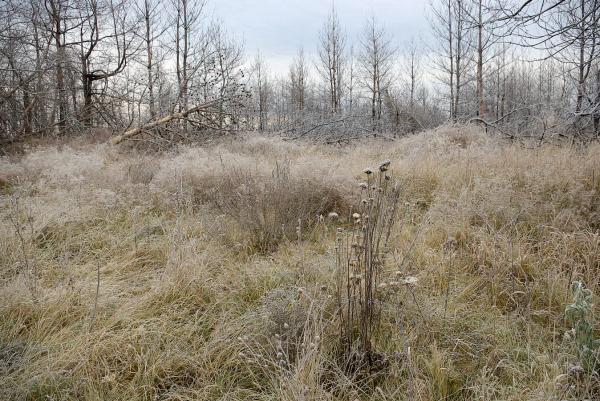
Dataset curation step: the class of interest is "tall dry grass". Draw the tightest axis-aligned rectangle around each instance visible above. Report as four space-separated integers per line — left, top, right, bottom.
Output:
0 126 599 400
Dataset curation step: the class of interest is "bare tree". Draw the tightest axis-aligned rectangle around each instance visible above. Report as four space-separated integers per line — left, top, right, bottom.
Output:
429 0 475 121
316 3 345 114
252 52 271 131
135 0 165 119
401 37 423 115
172 0 205 130
495 0 600 136
358 16 396 129
289 48 308 112
78 0 137 127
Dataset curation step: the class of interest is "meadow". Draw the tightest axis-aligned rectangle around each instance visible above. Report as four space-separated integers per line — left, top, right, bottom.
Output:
1 126 599 400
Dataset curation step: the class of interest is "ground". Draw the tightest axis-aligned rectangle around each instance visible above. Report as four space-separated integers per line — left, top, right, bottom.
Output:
1 126 599 400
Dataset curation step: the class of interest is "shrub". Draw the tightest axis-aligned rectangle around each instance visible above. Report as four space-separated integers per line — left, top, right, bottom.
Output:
194 160 348 253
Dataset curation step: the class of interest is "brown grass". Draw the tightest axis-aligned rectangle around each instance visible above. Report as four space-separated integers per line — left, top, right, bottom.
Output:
0 126 599 400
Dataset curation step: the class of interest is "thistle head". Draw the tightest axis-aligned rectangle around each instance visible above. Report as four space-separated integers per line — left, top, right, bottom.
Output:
379 159 391 172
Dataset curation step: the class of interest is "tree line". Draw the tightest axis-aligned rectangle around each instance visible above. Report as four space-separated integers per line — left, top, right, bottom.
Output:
0 0 598 147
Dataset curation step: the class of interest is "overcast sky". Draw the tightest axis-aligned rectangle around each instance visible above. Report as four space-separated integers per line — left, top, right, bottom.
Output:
210 0 430 75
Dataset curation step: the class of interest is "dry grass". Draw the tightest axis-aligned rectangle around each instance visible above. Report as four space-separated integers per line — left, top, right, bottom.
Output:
0 125 599 400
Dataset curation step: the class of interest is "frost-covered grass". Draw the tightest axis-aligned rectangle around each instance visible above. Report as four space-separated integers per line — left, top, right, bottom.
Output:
1 126 599 400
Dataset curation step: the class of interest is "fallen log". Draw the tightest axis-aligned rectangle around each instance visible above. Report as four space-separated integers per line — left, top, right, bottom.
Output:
110 99 220 145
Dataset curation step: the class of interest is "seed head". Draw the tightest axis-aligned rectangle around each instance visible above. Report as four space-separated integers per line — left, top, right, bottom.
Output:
328 212 339 220
363 168 373 175
379 159 391 172
352 212 361 220
359 182 368 189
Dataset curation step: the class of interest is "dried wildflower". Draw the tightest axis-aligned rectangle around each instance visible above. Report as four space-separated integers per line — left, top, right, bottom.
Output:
363 168 373 175
379 159 391 172
328 212 339 220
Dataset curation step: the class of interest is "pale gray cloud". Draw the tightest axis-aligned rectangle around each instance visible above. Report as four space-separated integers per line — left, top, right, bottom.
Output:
210 0 429 75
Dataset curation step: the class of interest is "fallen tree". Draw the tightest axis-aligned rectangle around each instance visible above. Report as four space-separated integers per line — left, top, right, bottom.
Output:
110 99 221 145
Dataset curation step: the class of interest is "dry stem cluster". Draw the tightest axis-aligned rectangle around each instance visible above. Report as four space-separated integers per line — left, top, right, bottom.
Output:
335 160 401 371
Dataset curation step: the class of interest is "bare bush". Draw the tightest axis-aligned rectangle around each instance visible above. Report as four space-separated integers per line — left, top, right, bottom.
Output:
194 160 349 253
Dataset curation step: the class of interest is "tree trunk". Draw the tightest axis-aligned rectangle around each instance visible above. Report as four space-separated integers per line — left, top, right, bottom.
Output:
476 0 485 117
448 0 455 121
52 2 67 135
145 0 155 118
